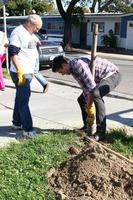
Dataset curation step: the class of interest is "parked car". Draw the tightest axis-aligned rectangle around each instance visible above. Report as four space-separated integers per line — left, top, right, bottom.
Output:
35 31 65 67
0 25 65 67
38 28 48 40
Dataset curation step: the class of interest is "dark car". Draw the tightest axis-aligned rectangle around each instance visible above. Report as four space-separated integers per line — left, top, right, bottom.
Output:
39 28 48 40
0 25 65 67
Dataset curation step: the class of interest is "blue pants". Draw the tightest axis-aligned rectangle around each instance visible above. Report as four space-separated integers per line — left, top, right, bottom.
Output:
34 59 47 88
10 72 33 132
34 70 47 87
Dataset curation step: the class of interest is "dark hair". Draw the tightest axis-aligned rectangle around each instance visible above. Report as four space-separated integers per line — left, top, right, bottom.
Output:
52 55 69 72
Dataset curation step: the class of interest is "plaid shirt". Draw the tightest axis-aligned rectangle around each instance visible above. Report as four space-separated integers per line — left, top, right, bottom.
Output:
69 56 119 98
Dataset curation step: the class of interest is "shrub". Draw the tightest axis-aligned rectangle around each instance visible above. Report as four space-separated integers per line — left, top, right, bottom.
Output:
101 29 117 48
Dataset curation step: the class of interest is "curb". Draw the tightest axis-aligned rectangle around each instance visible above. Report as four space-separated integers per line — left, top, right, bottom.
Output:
65 48 133 61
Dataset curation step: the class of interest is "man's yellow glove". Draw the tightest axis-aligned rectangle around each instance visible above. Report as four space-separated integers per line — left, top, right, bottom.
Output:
17 68 25 86
85 105 95 125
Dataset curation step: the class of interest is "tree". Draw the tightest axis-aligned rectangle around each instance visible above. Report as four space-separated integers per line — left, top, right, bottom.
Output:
31 0 54 15
6 0 32 16
103 0 133 13
55 0 79 50
5 0 54 16
55 0 133 50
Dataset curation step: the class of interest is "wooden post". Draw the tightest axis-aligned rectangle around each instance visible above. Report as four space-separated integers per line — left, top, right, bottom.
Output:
86 23 99 135
91 23 98 78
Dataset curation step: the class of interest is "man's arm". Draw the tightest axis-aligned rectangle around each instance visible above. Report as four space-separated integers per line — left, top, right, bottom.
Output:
8 45 21 71
86 94 93 108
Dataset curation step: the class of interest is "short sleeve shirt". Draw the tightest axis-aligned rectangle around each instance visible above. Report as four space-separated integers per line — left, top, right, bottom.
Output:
9 25 39 74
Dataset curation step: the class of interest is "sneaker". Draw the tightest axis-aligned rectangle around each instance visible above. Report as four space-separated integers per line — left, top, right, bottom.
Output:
12 124 22 130
22 130 37 138
43 83 49 93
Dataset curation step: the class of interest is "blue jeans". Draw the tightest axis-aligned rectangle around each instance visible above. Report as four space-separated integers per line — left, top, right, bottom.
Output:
10 72 33 132
34 71 47 87
34 60 47 87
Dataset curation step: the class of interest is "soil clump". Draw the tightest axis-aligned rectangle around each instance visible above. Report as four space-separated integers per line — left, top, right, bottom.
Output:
48 141 133 200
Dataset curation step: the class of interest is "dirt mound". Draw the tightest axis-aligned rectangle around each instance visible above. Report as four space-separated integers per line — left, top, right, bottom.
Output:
48 141 133 200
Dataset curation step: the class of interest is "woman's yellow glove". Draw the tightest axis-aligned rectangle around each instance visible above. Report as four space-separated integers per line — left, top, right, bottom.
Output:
85 105 95 125
17 68 25 86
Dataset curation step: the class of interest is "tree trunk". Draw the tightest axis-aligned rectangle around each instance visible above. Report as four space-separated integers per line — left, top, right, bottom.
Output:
63 16 72 50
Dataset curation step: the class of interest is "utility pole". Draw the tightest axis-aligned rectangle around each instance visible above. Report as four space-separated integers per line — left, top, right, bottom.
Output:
1 0 9 73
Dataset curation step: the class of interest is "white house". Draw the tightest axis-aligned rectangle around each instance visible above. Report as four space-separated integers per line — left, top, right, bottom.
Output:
72 12 133 50
72 13 121 48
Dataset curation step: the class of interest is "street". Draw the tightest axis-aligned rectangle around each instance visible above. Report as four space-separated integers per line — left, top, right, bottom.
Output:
41 52 133 98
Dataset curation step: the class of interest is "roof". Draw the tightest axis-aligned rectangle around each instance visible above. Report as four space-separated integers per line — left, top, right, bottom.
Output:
84 13 122 18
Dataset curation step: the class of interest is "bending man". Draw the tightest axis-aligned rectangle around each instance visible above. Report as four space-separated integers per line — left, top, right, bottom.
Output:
52 56 121 141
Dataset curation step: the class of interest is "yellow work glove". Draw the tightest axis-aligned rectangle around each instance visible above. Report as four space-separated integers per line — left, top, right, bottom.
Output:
17 68 25 86
85 105 95 125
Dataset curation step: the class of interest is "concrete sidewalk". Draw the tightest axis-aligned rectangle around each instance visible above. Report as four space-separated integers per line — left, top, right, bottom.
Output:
0 76 133 148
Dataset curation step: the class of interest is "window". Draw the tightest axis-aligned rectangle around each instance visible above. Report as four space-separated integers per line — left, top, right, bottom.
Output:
91 22 104 32
47 22 63 31
114 22 120 35
129 22 133 27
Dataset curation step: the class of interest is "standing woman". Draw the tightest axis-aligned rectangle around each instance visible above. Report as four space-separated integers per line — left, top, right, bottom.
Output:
0 31 8 91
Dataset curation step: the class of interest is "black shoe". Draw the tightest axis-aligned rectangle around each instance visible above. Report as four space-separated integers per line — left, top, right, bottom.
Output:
43 83 49 93
94 132 106 142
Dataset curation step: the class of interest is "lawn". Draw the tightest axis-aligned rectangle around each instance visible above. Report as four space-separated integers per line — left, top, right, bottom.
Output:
0 129 132 200
3 67 11 79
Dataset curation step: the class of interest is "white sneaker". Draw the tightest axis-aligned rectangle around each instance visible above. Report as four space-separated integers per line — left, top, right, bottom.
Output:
23 130 37 138
12 124 22 130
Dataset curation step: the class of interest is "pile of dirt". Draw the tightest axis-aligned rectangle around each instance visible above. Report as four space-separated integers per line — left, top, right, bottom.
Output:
48 141 133 200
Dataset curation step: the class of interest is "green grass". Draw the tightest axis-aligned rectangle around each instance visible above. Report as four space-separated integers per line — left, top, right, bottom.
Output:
0 131 77 200
3 67 11 79
107 129 133 157
0 129 132 199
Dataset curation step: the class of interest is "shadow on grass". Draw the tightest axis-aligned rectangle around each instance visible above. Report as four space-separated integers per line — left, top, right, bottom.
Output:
107 129 133 143
0 126 74 140
40 128 75 136
106 129 133 156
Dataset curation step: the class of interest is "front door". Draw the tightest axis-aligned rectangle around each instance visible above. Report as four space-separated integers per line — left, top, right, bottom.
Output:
80 22 87 47
126 21 133 50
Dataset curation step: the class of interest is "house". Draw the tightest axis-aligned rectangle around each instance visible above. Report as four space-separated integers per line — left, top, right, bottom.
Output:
42 13 133 50
72 13 121 48
1 13 133 50
41 15 64 42
120 13 133 50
